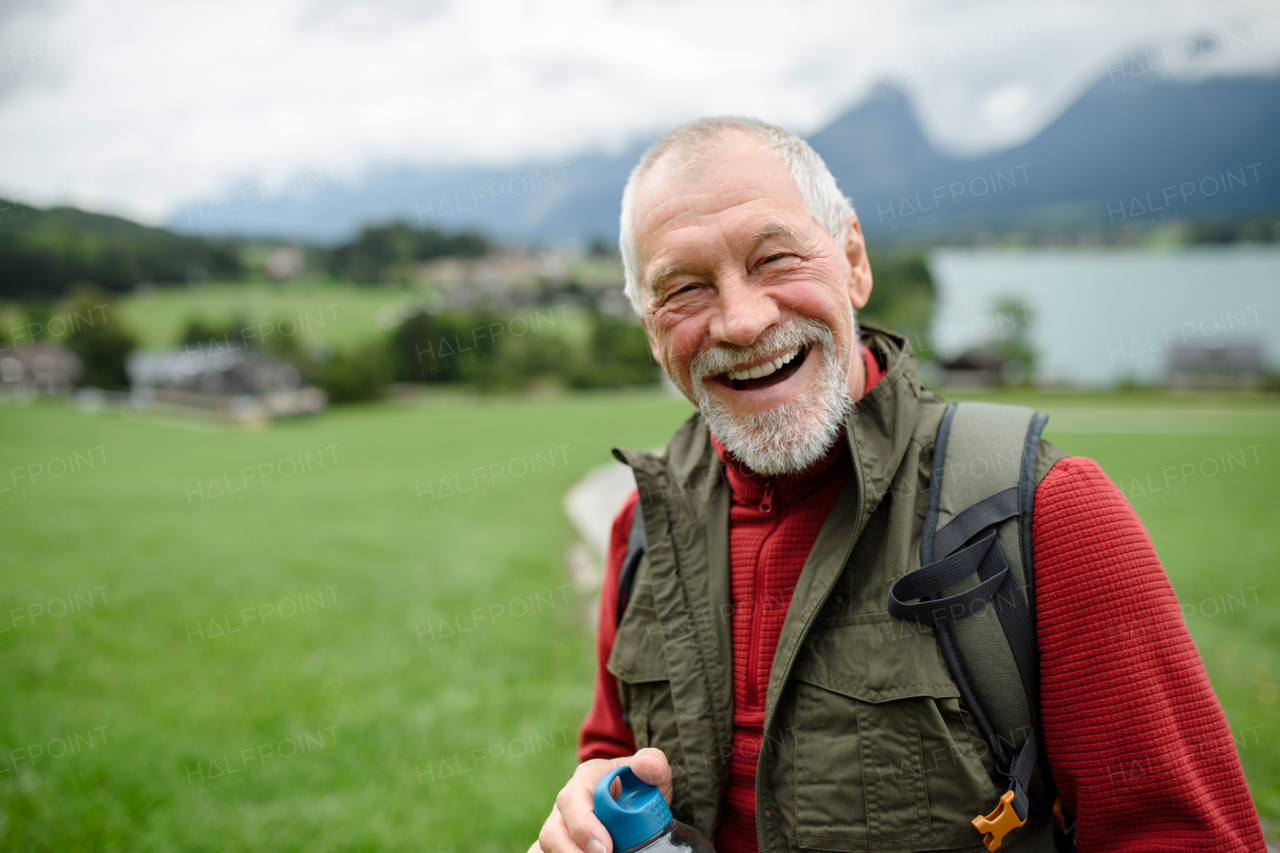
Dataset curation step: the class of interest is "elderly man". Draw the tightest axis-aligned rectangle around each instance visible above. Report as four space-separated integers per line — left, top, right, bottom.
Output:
534 118 1264 853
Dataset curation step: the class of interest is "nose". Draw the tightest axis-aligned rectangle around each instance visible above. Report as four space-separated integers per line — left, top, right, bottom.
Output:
708 273 781 348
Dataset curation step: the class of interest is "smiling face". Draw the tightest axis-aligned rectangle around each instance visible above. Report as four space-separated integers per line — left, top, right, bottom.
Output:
631 132 874 476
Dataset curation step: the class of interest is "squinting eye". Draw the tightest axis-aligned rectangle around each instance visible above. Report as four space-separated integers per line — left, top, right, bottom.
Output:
762 254 788 264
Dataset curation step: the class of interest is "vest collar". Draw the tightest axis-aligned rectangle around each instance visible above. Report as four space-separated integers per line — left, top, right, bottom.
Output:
848 324 922 524
706 333 913 513
613 323 923 526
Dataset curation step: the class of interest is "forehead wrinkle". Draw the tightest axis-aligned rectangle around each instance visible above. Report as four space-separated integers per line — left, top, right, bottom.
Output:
640 203 741 284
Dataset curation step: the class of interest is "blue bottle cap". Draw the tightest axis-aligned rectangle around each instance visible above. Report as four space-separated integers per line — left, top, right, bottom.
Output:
593 766 674 852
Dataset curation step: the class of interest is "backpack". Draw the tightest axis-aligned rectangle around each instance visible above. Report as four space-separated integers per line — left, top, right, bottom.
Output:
616 402 1075 852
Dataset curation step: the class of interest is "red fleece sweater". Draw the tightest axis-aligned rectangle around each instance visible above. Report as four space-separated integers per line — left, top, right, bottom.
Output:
577 356 1264 851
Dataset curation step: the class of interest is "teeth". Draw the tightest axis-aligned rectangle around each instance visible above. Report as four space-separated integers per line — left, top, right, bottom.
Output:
725 347 801 382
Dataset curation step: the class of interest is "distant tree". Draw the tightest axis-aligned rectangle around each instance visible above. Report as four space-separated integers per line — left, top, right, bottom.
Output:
989 296 1037 384
567 300 659 388
315 342 393 404
389 309 499 383
22 303 53 341
329 223 489 284
61 285 138 390
178 315 252 350
474 331 575 391
861 251 936 358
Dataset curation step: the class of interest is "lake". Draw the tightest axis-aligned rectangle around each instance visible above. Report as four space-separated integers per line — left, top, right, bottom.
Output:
925 245 1280 386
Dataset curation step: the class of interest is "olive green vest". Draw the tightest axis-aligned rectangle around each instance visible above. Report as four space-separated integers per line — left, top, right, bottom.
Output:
609 327 1066 852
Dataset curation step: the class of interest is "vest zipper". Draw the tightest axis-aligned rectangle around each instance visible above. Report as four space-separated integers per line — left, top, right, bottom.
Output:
754 427 864 852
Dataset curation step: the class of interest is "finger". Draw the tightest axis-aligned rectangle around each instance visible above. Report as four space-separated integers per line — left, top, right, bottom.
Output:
557 780 612 853
538 804 593 853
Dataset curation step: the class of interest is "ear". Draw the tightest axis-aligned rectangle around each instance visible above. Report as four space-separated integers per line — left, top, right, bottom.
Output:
843 212 873 310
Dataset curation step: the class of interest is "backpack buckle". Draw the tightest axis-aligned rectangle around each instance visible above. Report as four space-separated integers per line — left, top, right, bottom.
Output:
972 790 1026 851
1052 795 1076 835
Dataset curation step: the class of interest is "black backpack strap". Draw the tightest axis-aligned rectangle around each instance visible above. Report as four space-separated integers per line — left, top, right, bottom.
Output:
615 501 646 628
1019 412 1050 617
888 402 1065 852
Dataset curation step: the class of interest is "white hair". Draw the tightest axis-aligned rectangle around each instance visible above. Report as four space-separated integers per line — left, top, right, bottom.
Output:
619 116 855 315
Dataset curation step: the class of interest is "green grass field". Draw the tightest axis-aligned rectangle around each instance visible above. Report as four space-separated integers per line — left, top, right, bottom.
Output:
120 279 422 350
1 280 405 352
0 279 598 360
0 389 1277 849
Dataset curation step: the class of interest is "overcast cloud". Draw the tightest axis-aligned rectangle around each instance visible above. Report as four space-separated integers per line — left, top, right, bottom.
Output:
0 0 1276 224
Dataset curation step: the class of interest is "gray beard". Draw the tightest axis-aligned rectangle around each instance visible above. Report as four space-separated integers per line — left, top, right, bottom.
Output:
685 316 854 477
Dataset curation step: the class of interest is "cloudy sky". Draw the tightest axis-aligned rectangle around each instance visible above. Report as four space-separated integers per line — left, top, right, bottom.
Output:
0 0 1276 224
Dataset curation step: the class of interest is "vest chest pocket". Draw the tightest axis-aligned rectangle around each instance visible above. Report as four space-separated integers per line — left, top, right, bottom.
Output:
790 615 999 852
606 601 695 822
607 599 672 749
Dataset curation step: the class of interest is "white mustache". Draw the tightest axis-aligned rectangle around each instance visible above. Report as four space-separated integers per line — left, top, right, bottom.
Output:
689 318 835 385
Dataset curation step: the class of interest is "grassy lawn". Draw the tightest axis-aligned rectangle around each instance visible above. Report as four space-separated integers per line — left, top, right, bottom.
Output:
0 390 694 851
118 279 422 350
114 279 596 353
0 388 1276 849
4 280 603 356
1 280 412 352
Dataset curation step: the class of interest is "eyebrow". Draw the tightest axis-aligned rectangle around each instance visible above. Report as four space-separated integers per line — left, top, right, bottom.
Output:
750 221 804 250
646 262 696 299
644 221 805 298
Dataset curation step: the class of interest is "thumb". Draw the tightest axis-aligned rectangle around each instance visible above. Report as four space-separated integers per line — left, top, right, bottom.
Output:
627 748 673 802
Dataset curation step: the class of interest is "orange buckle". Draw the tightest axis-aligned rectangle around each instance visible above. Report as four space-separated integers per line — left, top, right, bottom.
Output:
972 790 1026 851
1052 796 1075 835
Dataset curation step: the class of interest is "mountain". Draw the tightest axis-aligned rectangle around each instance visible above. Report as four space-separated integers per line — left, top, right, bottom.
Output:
801 74 1279 239
167 73 1280 245
808 83 948 208
170 142 652 247
0 198 242 299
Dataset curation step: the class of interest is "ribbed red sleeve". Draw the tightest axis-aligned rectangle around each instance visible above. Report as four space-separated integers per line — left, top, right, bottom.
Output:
1034 456 1265 851
576 489 639 762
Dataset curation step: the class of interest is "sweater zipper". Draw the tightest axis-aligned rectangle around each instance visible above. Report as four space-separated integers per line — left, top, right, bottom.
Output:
758 478 775 513
754 427 864 851
746 477 776 708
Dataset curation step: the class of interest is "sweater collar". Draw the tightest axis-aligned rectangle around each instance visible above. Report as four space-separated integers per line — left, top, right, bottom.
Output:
710 427 850 509
705 330 919 518
709 343 884 509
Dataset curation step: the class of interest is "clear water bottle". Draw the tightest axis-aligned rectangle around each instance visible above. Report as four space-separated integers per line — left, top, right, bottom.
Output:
593 766 716 853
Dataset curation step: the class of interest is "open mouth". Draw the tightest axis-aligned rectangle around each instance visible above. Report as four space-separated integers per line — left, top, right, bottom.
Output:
714 345 811 392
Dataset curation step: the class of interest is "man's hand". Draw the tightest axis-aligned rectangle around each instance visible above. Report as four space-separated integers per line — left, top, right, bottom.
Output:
531 748 671 853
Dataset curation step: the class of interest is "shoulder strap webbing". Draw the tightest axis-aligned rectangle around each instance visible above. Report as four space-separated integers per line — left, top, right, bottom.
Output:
888 402 1054 838
616 502 647 627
